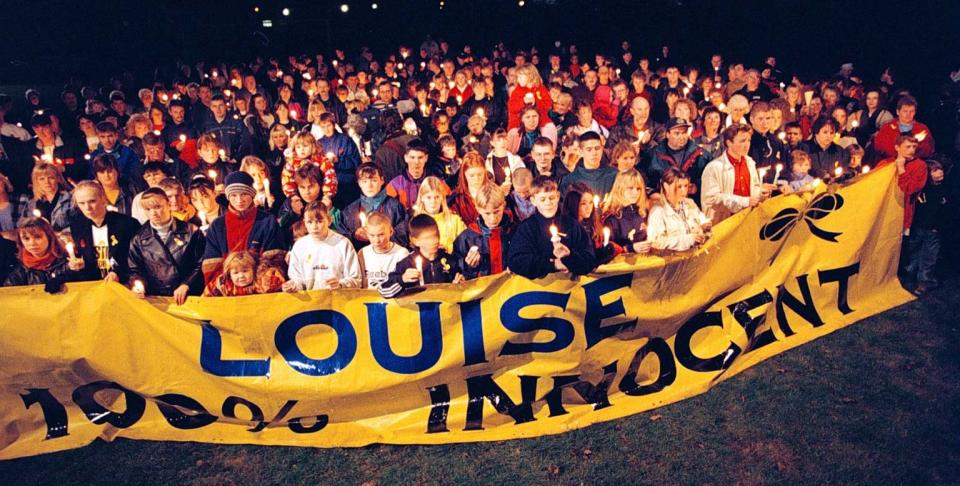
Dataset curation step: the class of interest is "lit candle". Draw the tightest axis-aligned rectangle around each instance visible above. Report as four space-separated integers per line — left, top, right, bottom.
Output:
66 242 75 259
851 119 859 128
398 62 404 70
224 89 232 97
372 89 379 97
812 178 822 188
207 169 218 180
777 131 786 142
421 103 429 116
429 82 436 90
179 134 187 143
218 149 226 160
773 163 783 183
277 70 283 77
683 86 690 97
161 93 169 102
862 165 871 174
718 102 726 111
132 279 145 294
456 95 463 104
358 211 367 227
627 229 636 241
302 73 311 81
834 166 843 179
469 136 478 143
779 82 786 90
602 227 611 246
262 177 271 196
915 131 927 142
448 81 455 89
503 166 511 181
759 167 769 182
290 110 298 120
592 194 600 210
198 210 207 226
332 60 338 68
549 225 560 244
476 107 485 118
415 255 424 286
420 61 426 69
326 151 335 161
616 68 622 76
32 209 42 218
107 205 118 212
308 89 315 97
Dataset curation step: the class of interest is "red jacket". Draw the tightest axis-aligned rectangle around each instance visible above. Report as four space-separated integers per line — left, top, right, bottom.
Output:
873 120 935 161
877 157 928 229
507 85 553 130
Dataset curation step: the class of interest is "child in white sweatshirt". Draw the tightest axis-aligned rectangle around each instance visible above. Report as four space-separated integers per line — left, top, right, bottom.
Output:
283 201 361 291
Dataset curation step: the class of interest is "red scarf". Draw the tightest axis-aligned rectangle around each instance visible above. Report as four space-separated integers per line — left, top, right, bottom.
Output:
490 227 503 274
728 152 751 197
21 249 57 271
225 208 256 254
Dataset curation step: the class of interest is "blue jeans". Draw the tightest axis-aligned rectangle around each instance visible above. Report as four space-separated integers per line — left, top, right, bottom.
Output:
905 227 941 287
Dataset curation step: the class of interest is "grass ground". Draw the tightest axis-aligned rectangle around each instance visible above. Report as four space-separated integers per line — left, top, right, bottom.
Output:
2 280 960 485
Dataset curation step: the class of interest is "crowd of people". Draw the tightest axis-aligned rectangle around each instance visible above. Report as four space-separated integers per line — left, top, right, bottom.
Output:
0 38 950 299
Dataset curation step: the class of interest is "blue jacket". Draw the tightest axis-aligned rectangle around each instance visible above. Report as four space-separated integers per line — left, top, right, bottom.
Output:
91 144 140 181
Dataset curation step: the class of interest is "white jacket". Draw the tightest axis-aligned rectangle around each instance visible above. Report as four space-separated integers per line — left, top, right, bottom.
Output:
700 152 761 223
287 231 362 290
646 199 708 251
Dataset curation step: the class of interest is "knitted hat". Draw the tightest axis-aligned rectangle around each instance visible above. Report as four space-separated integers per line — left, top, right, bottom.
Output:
224 171 256 198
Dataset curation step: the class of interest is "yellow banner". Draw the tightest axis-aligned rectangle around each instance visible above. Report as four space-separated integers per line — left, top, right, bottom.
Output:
0 165 914 459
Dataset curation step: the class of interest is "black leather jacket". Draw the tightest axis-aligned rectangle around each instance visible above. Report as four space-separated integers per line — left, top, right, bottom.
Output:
127 219 206 296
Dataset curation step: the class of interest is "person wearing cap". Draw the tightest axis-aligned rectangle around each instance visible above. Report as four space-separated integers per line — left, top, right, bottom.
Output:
201 171 284 283
644 117 713 200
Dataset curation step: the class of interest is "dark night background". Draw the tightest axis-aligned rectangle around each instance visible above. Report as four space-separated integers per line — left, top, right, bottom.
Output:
2 0 958 118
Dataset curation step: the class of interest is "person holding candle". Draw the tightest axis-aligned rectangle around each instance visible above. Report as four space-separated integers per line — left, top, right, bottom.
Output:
485 129 525 187
191 135 236 191
701 124 767 223
453 182 515 280
559 182 618 264
747 102 786 168
606 96 664 156
280 131 337 201
188 177 224 232
336 163 407 248
410 176 466 253
507 176 597 279
601 169 652 254
849 88 893 147
799 118 850 178
90 121 140 181
379 213 464 298
283 201 361 292
17 163 74 231
873 96 935 162
3 217 77 289
239 156 279 213
201 171 284 284
29 112 87 187
127 188 205 303
507 64 553 131
67 180 141 283
161 100 199 165
358 211 409 290
460 115 492 159
646 169 711 252
694 107 724 161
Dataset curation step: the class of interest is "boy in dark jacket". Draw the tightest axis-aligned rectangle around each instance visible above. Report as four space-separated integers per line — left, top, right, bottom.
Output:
508 175 597 279
379 214 464 298
336 163 407 248
453 182 514 279
128 188 206 304
905 160 950 295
